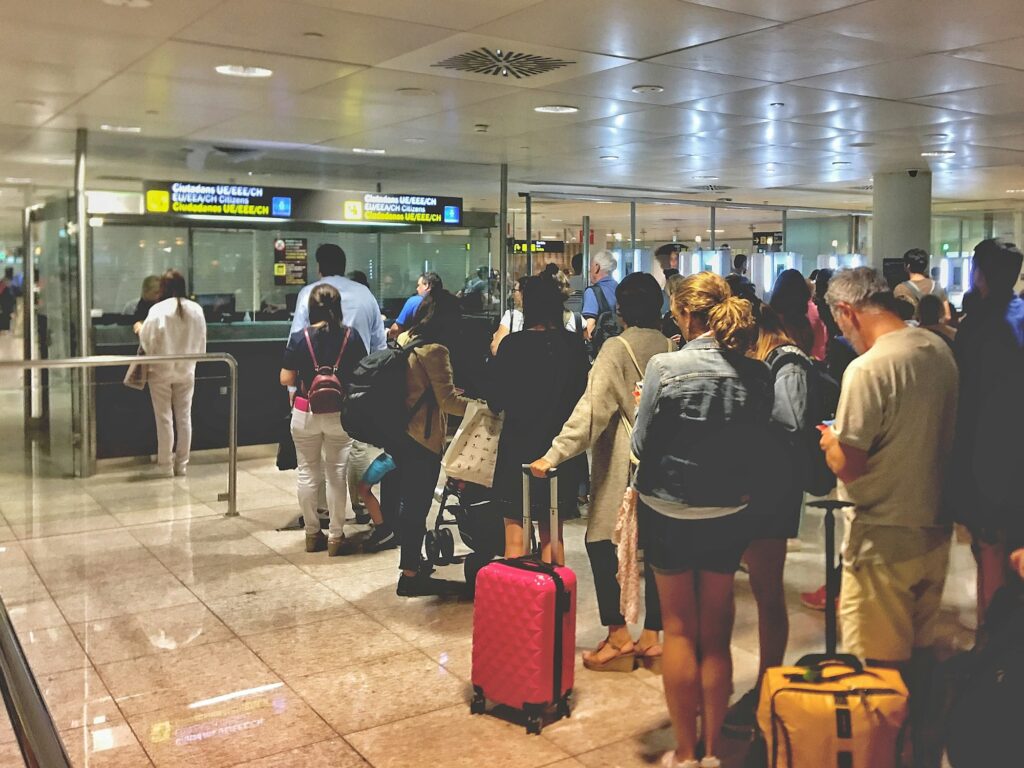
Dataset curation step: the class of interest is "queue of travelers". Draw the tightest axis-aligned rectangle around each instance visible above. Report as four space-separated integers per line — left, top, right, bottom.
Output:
270 239 1022 768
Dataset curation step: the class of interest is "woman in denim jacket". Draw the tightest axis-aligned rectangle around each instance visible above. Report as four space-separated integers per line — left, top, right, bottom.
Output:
632 272 776 768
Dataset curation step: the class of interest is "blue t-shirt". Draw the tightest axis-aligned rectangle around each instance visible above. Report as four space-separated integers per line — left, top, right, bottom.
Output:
581 276 618 319
395 294 423 327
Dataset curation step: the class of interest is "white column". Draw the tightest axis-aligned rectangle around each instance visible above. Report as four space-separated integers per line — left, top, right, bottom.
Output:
871 171 932 269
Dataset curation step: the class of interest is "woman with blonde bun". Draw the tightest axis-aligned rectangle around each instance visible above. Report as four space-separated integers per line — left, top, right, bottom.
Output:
632 272 779 768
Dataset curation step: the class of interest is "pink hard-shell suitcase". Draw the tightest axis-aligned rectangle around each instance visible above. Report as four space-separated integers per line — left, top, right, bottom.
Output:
470 465 576 734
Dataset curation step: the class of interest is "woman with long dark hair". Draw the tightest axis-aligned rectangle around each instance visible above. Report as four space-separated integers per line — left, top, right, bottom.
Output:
281 284 367 555
394 290 473 596
139 270 206 477
489 276 589 564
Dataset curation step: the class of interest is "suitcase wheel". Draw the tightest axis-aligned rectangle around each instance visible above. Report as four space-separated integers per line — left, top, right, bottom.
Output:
557 697 571 720
438 527 456 562
525 715 542 735
470 692 486 715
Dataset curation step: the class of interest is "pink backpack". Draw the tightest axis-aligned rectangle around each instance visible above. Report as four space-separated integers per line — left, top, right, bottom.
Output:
302 327 350 414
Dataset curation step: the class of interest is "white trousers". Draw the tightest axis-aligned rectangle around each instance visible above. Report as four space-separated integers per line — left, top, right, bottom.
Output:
149 378 195 470
291 409 352 538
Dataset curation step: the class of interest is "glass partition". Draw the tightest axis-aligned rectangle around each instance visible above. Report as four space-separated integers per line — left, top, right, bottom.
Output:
91 225 188 314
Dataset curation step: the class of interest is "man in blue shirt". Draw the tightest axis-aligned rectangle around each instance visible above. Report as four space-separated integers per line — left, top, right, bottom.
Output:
388 271 441 340
291 244 386 353
581 250 619 340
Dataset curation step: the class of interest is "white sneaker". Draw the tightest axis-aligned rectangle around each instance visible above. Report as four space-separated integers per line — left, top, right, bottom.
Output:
700 758 721 768
173 463 187 477
786 538 803 552
149 465 174 479
660 752 699 768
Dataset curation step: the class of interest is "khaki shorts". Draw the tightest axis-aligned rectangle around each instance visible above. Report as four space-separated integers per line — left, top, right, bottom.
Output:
840 539 951 663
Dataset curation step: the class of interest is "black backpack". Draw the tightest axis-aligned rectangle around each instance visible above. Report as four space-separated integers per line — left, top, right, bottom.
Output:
587 284 621 357
767 345 840 496
341 339 433 453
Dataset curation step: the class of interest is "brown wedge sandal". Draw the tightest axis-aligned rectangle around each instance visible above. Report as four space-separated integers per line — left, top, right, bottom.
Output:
635 643 663 674
582 639 637 672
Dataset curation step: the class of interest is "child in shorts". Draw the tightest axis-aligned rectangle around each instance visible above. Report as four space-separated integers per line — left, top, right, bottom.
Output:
359 452 398 552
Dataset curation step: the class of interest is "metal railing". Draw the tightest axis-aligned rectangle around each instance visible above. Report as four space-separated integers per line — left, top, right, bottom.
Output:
1 353 238 516
0 597 71 768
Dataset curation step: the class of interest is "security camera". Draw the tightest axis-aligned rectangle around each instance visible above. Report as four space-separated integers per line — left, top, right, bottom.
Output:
907 169 919 178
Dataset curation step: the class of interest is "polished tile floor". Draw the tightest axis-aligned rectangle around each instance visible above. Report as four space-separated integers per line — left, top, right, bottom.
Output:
0 443 978 768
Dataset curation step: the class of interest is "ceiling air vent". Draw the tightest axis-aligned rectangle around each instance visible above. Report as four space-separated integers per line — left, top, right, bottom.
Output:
690 184 733 193
432 47 574 79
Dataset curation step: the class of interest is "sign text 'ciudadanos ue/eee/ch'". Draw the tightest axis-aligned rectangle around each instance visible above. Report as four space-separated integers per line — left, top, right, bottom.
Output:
167 183 273 216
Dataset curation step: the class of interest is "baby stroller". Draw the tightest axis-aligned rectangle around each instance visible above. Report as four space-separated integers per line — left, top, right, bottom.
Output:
426 477 505 589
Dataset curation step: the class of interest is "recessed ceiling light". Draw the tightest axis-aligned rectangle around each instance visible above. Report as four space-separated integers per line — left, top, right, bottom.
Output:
1006 188 1024 194
101 0 151 7
14 99 45 108
534 104 579 114
848 141 875 148
631 84 664 94
769 102 785 107
600 154 619 161
693 174 719 180
832 161 852 167
145 109 159 116
302 31 324 39
215 65 273 78
396 87 436 96
921 150 956 157
925 132 949 140
4 177 31 184
595 201 613 204
551 218 563 222
403 137 427 144
352 147 386 154
100 124 142 133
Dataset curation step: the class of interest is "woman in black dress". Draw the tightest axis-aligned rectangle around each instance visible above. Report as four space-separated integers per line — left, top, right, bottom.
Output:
488 275 590 564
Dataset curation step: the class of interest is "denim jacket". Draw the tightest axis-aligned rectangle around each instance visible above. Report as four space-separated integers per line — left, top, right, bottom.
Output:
632 336 776 507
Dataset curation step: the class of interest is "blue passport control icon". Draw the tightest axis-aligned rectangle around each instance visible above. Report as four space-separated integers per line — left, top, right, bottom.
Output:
272 197 292 217
443 205 460 224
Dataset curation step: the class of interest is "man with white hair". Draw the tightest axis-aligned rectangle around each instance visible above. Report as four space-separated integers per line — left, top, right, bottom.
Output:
818 266 958 765
582 249 619 341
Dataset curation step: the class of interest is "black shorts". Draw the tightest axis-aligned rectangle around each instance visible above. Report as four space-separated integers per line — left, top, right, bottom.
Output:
746 485 804 541
640 500 752 575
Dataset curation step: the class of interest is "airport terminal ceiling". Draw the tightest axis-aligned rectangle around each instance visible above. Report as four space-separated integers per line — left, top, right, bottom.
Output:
5 0 1024 238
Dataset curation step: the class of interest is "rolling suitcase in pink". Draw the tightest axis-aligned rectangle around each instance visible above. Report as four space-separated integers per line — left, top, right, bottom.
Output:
470 465 576 734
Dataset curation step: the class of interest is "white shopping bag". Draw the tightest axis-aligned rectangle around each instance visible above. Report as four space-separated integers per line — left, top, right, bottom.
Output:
442 400 503 488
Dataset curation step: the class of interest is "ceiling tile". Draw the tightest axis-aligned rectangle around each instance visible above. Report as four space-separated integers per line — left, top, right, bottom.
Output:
794 100 974 131
0 19 160 71
44 99 246 138
127 41 363 92
797 0 1024 52
55 72 276 114
695 121 851 146
0 0 222 36
470 0 777 60
301 0 545 31
913 83 1024 115
793 54 1024 100
375 33 628 89
176 0 457 66
952 37 1024 71
682 0 868 23
652 23 905 82
547 62 767 106
590 107 763 136
680 85 862 119
188 115 357 145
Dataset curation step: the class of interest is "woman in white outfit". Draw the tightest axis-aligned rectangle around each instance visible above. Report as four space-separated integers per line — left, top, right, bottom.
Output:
280 284 367 556
139 270 207 477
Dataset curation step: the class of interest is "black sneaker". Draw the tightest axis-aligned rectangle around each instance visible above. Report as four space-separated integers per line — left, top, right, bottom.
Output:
396 573 465 598
364 524 397 552
722 687 760 734
353 508 371 525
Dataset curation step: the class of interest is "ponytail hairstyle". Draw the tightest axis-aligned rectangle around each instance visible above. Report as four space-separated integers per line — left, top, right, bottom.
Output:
159 269 188 317
308 283 343 331
673 271 757 352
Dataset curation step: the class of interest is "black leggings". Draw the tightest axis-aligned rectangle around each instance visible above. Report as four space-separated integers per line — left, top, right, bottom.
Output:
586 539 662 631
393 440 442 573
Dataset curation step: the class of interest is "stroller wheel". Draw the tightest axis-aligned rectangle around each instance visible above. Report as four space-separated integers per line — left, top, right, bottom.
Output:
424 530 442 565
438 528 456 562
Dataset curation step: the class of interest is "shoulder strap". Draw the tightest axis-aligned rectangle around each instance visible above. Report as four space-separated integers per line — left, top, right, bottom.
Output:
333 328 350 372
303 327 320 369
903 280 924 299
766 344 807 375
616 335 643 378
590 283 612 315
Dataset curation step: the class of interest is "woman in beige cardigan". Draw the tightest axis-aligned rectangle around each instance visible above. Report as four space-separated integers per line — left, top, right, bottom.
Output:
531 273 674 672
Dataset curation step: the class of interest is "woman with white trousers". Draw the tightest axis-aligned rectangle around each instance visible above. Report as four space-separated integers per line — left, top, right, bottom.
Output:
139 270 207 477
280 284 367 556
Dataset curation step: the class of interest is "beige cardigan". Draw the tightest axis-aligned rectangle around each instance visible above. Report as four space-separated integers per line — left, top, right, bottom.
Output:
404 343 470 455
543 328 674 542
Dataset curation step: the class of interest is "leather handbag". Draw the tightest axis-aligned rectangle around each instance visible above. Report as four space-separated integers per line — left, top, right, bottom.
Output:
442 400 503 488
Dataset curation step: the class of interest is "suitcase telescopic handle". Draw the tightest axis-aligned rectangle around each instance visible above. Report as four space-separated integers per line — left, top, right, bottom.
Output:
521 465 560 560
805 499 853 656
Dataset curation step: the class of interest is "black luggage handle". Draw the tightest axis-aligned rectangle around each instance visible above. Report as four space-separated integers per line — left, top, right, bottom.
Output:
806 499 853 656
794 654 864 674
521 464 560 558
